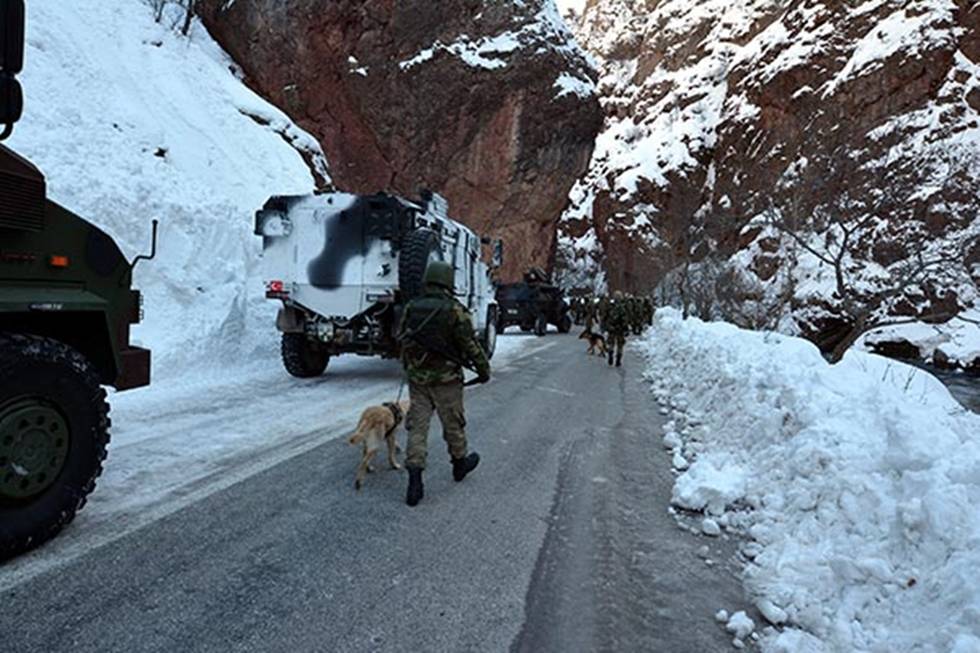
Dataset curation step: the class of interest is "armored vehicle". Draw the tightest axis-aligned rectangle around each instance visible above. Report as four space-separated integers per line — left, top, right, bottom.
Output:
0 0 154 559
256 190 501 377
495 268 572 336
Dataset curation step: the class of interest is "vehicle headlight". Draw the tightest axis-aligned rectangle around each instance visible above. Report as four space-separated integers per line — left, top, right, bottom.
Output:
255 210 292 237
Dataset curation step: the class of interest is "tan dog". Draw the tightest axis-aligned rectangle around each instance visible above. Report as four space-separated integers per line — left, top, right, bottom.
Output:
349 399 409 490
578 329 608 356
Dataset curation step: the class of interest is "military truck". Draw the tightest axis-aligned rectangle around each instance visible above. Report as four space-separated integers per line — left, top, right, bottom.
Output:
256 190 501 377
0 0 154 560
495 267 572 336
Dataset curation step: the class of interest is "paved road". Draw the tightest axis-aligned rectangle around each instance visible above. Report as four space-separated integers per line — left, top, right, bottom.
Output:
1 334 750 652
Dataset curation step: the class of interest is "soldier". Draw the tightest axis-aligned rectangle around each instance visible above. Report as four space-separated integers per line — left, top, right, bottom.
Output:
643 296 654 326
630 294 644 335
605 291 629 367
398 261 491 507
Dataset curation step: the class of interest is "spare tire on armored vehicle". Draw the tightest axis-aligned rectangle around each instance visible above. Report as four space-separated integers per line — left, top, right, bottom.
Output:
256 191 501 375
399 229 444 301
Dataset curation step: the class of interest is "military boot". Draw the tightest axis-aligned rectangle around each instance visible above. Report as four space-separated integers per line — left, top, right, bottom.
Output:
452 452 480 482
616 354 623 367
406 467 424 507
608 350 614 366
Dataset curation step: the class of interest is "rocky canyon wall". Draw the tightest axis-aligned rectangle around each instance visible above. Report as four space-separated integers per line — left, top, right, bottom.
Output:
560 0 980 344
197 0 602 282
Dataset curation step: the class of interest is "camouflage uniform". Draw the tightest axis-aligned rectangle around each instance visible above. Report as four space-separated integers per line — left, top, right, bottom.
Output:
629 295 644 335
400 285 490 471
605 295 629 367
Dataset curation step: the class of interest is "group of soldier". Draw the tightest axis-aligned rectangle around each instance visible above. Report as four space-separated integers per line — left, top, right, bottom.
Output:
570 293 654 367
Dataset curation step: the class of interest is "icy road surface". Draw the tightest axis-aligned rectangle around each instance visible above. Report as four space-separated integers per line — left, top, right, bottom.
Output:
1 334 751 652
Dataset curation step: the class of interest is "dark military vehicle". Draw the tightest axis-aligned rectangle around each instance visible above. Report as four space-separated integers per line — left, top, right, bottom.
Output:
495 267 572 336
0 0 154 560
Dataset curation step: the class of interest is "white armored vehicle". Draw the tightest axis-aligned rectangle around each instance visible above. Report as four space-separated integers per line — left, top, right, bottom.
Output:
255 191 501 377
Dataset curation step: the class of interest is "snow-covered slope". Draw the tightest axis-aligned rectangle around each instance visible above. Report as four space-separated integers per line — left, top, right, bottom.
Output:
8 1 329 378
642 309 980 653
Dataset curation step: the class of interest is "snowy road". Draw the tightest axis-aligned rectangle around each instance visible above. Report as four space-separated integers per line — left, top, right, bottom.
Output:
1 334 750 652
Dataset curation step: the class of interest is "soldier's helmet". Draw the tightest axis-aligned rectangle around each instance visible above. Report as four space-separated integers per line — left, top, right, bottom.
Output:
613 290 624 300
423 260 454 290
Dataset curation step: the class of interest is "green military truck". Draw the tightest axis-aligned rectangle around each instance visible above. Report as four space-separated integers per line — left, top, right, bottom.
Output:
0 0 153 560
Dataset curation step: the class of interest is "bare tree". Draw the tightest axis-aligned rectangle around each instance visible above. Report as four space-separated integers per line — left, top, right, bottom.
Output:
181 0 196 36
145 0 195 35
765 142 978 363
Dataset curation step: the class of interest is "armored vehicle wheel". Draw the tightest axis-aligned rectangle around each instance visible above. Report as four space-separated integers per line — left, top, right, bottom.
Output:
520 322 533 333
399 229 443 300
558 314 573 334
0 334 110 561
483 307 498 359
535 315 548 337
281 333 329 378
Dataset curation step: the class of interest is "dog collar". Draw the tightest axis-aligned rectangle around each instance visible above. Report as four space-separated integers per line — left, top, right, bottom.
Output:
383 402 403 427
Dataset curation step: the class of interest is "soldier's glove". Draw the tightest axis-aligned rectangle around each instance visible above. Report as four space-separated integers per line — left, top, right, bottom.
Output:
466 372 490 386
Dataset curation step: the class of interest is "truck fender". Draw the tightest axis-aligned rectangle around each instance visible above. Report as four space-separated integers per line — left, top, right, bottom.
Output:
276 306 305 333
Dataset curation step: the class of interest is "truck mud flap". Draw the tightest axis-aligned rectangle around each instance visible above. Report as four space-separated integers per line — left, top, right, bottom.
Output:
115 346 151 390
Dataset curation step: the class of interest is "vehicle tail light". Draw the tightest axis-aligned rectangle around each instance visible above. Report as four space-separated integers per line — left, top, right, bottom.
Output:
49 255 70 268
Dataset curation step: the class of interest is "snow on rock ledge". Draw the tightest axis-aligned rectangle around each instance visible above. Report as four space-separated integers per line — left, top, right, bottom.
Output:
641 308 980 652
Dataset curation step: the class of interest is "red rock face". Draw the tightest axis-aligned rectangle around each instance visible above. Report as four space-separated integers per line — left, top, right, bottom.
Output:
197 0 602 282
561 0 980 333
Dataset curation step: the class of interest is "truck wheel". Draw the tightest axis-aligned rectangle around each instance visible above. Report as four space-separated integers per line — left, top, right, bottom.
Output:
535 315 548 337
399 229 443 301
558 314 573 334
483 308 498 360
281 333 329 378
0 334 109 561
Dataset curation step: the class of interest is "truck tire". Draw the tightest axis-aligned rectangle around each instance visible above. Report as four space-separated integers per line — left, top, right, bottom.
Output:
399 229 443 301
535 314 548 337
0 334 109 561
281 333 329 378
483 307 498 360
558 314 573 334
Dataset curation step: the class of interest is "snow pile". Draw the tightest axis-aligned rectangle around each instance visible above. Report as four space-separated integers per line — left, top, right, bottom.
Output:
8 1 328 378
641 308 980 652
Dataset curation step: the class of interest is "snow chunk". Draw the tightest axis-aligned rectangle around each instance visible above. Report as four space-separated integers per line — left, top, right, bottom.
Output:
671 459 747 516
726 611 755 639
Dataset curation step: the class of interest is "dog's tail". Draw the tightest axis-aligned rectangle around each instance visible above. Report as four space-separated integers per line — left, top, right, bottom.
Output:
349 428 366 446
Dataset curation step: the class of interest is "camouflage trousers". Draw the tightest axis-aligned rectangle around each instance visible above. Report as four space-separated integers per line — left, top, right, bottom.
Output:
606 332 626 363
405 380 468 470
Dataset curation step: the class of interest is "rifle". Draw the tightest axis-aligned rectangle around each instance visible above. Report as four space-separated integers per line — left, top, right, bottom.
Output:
399 306 487 385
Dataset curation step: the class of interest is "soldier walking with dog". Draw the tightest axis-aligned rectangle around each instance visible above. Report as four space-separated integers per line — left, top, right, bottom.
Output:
398 261 491 507
605 291 630 367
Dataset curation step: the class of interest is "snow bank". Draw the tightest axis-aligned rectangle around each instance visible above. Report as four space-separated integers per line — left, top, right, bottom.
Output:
641 308 980 652
8 1 328 378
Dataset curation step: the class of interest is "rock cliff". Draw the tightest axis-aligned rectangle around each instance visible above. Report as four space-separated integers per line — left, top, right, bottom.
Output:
197 0 602 281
